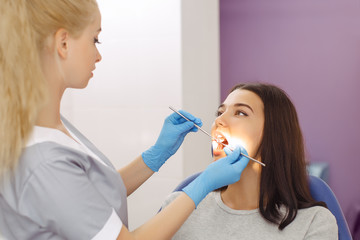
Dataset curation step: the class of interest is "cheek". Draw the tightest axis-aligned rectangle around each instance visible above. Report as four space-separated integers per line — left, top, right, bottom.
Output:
247 126 263 157
246 136 262 157
231 124 263 157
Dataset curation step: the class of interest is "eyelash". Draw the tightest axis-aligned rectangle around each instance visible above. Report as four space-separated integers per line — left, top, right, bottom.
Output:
235 110 248 116
215 110 248 117
94 38 101 44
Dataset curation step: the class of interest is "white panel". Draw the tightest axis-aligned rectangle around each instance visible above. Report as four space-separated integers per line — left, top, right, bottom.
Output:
181 0 221 176
70 0 182 109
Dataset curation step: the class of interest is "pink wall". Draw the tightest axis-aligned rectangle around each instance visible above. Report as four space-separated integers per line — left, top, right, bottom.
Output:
220 0 360 225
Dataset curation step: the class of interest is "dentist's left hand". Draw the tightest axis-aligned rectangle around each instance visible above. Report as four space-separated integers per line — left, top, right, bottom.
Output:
142 110 202 172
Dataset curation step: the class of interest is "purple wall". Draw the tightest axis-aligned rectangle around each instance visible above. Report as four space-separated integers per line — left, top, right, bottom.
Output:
220 0 360 225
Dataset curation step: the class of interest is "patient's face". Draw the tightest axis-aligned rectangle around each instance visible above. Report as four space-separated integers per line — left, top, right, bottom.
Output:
211 89 264 161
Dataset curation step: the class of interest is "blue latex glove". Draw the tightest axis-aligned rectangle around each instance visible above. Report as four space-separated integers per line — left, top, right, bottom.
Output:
183 147 250 207
142 110 202 172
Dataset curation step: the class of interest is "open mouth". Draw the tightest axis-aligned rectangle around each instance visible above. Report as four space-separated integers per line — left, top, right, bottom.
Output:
212 131 229 156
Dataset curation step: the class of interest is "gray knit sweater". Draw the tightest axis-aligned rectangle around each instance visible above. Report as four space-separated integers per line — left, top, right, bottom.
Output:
162 191 338 240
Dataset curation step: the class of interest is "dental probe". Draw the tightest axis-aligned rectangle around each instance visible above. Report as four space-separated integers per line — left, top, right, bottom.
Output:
169 106 265 167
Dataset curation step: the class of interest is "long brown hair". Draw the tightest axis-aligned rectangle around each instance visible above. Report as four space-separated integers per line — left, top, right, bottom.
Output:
230 83 326 230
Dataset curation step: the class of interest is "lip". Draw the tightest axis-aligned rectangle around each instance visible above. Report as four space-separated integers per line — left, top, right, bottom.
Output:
90 68 96 77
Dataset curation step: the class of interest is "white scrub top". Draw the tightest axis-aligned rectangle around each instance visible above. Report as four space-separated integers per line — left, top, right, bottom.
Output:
0 117 128 240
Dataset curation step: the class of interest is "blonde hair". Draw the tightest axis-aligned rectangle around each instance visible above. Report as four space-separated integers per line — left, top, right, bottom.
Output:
0 0 98 176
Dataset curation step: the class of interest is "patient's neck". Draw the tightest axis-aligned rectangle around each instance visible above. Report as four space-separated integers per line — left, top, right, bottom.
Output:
220 162 261 210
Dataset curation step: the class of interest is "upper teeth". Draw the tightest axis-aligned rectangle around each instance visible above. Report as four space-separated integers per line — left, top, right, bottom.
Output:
216 134 224 142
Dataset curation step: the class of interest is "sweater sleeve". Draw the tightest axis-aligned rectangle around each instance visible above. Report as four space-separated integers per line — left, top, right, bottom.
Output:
160 191 182 210
304 207 338 240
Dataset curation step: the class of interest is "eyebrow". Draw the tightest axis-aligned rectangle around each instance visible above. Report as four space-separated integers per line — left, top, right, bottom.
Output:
218 103 254 113
97 28 102 32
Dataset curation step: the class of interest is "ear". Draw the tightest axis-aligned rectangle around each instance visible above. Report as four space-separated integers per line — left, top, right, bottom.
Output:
54 28 70 59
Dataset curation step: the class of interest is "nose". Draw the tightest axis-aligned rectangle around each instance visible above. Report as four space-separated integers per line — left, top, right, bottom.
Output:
215 113 227 128
95 48 102 63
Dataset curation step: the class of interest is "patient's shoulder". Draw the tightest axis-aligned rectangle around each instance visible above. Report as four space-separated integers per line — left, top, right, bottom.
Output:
161 191 182 209
298 205 336 220
297 206 338 239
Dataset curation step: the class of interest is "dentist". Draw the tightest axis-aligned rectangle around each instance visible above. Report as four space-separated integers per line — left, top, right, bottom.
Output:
0 0 249 239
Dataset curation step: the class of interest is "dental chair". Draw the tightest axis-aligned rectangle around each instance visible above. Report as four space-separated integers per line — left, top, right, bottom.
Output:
172 172 353 240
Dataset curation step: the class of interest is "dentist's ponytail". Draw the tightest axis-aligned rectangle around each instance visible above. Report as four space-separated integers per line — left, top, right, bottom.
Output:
0 0 46 176
0 0 98 177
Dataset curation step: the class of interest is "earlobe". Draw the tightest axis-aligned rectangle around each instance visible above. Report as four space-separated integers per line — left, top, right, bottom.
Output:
55 28 69 59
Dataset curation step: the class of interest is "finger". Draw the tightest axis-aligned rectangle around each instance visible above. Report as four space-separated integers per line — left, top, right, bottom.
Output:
167 112 187 124
190 126 199 132
176 121 195 133
168 110 202 128
227 147 242 164
189 118 202 132
178 110 203 127
227 143 248 157
223 147 232 156
239 146 249 156
232 155 250 173
178 110 198 122
194 118 203 127
218 147 241 164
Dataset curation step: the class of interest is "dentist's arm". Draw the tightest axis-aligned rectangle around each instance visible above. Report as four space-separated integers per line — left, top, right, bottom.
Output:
118 192 195 240
118 147 249 240
118 156 154 196
119 110 201 196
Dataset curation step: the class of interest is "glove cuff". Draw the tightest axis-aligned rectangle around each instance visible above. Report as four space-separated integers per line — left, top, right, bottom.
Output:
182 175 209 208
142 145 171 172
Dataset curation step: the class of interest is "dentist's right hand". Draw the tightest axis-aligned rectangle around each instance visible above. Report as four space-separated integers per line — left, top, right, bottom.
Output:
183 147 250 207
142 110 202 172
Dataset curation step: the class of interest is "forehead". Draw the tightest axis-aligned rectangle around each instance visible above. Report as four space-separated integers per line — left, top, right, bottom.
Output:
85 8 101 31
92 8 101 27
222 89 264 110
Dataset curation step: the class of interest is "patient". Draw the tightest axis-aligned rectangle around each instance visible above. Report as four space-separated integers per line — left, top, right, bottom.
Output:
162 83 338 239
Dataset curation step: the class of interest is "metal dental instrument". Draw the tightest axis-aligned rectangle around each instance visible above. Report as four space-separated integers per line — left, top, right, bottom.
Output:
169 106 265 167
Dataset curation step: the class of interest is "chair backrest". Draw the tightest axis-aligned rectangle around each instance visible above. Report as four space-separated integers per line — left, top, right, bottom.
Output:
173 172 352 240
308 175 352 240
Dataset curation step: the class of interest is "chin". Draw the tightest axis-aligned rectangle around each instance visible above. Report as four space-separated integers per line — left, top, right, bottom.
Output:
69 80 90 89
82 82 90 88
212 151 226 161
76 79 91 89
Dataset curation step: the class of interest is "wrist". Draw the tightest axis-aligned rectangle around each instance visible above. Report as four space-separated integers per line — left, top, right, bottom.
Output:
142 145 171 172
182 175 209 208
